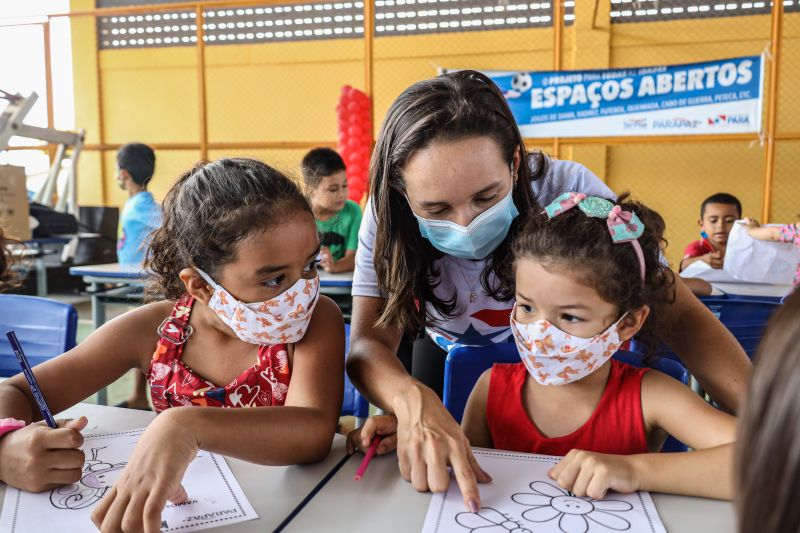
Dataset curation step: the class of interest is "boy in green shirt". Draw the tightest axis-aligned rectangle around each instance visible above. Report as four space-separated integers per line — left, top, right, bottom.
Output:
302 148 362 273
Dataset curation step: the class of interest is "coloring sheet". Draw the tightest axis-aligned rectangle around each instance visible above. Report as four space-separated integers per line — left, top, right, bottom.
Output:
423 449 666 533
0 428 257 532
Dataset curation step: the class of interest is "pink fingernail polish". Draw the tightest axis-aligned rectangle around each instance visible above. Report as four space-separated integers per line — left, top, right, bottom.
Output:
468 499 479 513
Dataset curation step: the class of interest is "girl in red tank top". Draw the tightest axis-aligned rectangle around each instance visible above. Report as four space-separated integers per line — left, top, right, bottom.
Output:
461 194 737 501
0 159 346 532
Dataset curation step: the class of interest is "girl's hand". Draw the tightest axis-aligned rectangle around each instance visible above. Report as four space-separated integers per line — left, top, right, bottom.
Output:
393 382 492 512
346 414 398 455
91 409 196 533
549 450 639 500
0 417 88 492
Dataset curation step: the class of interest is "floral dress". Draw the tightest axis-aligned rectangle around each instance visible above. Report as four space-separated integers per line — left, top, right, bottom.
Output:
148 294 291 412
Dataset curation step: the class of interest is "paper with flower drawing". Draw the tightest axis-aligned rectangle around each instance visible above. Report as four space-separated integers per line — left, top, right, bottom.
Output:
422 449 665 533
0 428 257 532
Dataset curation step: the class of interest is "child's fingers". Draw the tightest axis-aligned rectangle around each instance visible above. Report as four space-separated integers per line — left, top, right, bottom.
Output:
167 483 189 504
376 434 397 455
44 427 84 450
61 416 88 431
46 448 85 470
91 485 117 529
551 453 582 489
99 489 131 533
120 490 148 533
144 491 169 533
586 473 611 500
44 466 84 486
569 464 594 497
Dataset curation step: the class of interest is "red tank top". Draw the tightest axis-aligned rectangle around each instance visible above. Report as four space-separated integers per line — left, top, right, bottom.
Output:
486 360 649 456
148 294 292 413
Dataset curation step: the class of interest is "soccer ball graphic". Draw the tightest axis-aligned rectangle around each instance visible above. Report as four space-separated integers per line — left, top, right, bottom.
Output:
511 72 533 93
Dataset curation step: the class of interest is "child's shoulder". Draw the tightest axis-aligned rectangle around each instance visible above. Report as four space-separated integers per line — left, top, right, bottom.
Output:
343 199 362 214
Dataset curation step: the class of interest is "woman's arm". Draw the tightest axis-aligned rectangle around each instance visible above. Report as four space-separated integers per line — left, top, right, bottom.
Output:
655 276 750 412
461 369 493 448
550 370 736 501
347 295 491 511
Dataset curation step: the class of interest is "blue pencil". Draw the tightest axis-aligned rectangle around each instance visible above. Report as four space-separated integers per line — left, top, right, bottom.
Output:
5 331 57 428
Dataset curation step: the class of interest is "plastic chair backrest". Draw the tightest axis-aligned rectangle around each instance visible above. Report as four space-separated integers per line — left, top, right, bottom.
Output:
341 323 369 418
443 344 689 452
443 342 521 424
0 295 78 377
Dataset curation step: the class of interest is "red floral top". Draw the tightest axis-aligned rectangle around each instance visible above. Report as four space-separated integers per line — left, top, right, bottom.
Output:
148 294 291 412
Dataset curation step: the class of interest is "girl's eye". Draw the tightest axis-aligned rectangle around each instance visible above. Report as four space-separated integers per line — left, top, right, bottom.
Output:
561 314 582 323
304 258 321 273
328 188 338 193
520 304 533 313
264 275 285 288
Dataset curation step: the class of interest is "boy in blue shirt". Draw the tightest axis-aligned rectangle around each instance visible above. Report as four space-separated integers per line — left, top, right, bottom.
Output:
116 143 161 267
115 143 160 409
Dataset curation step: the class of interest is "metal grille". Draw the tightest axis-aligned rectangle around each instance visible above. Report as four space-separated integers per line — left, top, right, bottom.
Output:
96 1 575 49
611 0 800 23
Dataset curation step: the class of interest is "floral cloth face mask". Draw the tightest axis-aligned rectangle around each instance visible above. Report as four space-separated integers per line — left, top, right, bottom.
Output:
510 305 627 386
196 269 320 345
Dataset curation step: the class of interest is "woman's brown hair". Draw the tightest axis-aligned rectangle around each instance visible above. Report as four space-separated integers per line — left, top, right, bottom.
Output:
503 194 676 357
370 70 548 334
736 290 800 533
145 158 312 300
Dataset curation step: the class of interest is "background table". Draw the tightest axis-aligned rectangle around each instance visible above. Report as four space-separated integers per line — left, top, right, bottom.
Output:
711 281 792 300
0 403 349 532
285 450 737 533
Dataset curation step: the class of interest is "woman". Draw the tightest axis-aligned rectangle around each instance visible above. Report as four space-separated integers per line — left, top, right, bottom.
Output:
346 70 750 511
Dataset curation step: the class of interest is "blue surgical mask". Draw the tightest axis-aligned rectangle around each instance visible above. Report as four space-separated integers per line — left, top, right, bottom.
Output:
410 186 519 260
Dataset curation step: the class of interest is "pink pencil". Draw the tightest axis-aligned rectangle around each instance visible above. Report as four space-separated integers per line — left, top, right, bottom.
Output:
353 436 381 481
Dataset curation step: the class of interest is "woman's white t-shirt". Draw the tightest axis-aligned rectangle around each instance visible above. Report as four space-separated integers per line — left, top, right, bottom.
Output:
352 158 615 352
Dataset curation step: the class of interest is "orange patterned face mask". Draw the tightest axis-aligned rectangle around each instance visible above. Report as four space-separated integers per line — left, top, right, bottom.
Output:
510 304 626 386
196 269 320 345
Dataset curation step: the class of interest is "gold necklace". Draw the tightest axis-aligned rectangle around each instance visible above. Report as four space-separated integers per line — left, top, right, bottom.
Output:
454 260 481 303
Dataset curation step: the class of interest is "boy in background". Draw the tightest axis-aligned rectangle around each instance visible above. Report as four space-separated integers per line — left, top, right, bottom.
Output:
115 142 161 410
116 143 161 267
301 147 362 273
680 192 741 272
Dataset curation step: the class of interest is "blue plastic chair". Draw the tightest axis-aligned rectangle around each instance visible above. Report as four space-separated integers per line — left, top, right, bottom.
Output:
638 297 781 361
442 343 689 452
0 295 78 377
341 324 369 422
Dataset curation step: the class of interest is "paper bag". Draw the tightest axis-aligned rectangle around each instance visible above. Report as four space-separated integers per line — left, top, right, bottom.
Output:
723 221 799 284
0 165 30 241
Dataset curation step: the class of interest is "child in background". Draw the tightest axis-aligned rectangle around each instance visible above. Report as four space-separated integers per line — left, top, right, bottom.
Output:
736 290 800 533
680 192 742 272
742 217 800 292
350 194 736 500
116 143 162 409
301 147 362 273
0 158 344 531
116 142 161 267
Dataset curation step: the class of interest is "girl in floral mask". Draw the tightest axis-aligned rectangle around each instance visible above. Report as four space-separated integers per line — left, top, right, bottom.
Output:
0 158 344 531
460 193 736 501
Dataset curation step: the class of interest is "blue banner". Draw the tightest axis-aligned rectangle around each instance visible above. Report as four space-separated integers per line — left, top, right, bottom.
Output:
469 56 764 137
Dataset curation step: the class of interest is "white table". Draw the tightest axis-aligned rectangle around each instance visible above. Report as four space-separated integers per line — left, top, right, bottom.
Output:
712 282 792 299
0 403 350 532
285 451 737 532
